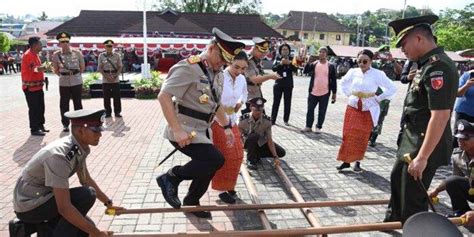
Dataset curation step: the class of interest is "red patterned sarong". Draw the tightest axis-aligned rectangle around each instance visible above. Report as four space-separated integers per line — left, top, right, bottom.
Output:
337 100 373 163
211 121 244 191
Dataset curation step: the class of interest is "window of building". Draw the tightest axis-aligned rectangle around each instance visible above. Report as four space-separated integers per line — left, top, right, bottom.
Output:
303 33 308 39
282 30 287 36
336 34 341 41
320 34 325 40
294 31 300 37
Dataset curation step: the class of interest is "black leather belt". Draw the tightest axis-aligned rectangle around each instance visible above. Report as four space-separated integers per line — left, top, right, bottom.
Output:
104 70 118 73
178 104 214 123
60 70 80 76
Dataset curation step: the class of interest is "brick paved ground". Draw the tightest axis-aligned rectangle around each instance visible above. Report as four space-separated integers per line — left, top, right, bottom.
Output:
0 72 470 236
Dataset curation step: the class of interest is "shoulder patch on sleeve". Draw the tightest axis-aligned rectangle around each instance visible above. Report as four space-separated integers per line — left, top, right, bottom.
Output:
187 55 201 64
430 76 444 90
429 71 444 78
65 145 80 161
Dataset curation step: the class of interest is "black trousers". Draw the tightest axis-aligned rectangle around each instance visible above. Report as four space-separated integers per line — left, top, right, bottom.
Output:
305 92 330 129
453 112 474 148
445 175 474 214
8 63 17 73
59 85 83 127
16 63 21 72
15 186 96 237
244 133 286 163
385 158 438 223
169 142 225 205
102 83 122 116
271 86 293 124
23 89 45 132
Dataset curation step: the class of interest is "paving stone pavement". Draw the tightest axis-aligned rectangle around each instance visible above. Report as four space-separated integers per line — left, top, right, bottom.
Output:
0 72 471 236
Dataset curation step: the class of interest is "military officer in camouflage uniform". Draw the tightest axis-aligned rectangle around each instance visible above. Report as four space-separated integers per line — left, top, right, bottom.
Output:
384 15 459 223
98 39 123 118
239 97 286 170
52 32 85 132
156 28 244 219
241 38 281 114
11 109 123 237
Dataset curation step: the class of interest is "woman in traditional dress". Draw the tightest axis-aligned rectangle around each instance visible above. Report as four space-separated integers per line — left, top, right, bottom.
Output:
211 51 248 203
336 49 397 172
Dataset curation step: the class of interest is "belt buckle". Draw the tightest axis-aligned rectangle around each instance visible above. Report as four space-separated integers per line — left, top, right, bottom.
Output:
208 113 215 123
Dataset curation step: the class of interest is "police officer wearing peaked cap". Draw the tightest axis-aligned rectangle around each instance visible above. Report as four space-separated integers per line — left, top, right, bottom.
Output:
156 27 245 218
98 39 123 118
384 14 459 223
11 109 124 237
238 97 286 170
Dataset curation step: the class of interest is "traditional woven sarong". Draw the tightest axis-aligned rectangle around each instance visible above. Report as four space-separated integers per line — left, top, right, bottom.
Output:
211 121 244 191
337 100 373 163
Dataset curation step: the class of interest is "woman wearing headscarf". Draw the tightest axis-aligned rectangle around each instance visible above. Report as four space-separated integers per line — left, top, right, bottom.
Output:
211 51 248 203
336 49 397 172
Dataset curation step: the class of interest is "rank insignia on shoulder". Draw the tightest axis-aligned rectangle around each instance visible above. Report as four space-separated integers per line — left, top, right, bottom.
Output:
187 55 201 64
263 114 272 121
199 94 210 104
429 55 440 64
66 145 80 161
240 113 250 120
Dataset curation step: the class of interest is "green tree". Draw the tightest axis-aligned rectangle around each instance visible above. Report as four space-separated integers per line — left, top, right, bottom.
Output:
38 11 48 21
151 0 261 13
0 33 11 52
435 3 474 51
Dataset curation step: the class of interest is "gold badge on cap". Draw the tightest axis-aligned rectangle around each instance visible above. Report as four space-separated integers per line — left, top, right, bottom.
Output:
263 42 269 48
61 33 66 38
234 48 242 55
199 94 209 104
458 123 465 131
257 99 263 105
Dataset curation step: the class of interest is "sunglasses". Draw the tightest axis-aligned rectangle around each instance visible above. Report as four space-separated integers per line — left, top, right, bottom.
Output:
86 126 103 133
357 59 368 65
105 45 113 48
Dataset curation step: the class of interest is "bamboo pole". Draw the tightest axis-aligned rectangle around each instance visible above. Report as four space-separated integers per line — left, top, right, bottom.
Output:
239 164 272 230
273 161 322 228
105 199 389 215
112 217 464 236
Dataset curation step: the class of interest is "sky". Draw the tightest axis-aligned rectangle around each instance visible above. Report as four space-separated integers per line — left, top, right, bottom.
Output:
0 0 471 18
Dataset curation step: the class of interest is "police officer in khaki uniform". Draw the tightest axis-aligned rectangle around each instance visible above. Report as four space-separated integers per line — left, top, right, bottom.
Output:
11 109 123 237
427 120 474 217
241 38 281 114
156 28 244 219
52 32 86 132
98 40 123 118
239 97 286 170
384 15 459 223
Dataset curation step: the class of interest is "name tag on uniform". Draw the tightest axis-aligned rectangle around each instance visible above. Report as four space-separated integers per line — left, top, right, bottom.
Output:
283 72 287 77
199 80 209 84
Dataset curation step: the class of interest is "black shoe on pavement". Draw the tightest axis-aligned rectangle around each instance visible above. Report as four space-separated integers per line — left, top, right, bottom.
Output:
156 174 181 209
183 201 212 219
31 130 46 136
353 161 363 173
336 162 350 171
63 126 69 132
219 192 236 204
247 160 258 170
105 114 112 118
115 114 122 118
39 126 50 133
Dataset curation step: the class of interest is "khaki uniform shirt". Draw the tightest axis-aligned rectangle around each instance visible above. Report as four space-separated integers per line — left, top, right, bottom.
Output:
397 47 459 167
98 52 122 83
245 57 263 100
452 151 471 177
52 49 84 87
238 113 272 146
161 55 223 144
13 135 90 213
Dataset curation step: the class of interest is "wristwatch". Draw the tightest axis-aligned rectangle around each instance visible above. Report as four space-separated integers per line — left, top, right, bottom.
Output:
104 199 113 207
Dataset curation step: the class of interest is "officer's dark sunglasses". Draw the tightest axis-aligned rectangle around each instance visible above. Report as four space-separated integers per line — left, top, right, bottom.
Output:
357 59 368 65
87 126 103 133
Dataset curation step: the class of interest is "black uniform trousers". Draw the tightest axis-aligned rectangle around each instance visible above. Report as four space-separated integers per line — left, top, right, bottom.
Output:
169 142 225 205
445 175 474 214
23 89 45 132
271 85 293 124
102 83 122 116
244 133 286 163
305 92 330 129
385 158 438 223
59 85 83 127
15 186 96 237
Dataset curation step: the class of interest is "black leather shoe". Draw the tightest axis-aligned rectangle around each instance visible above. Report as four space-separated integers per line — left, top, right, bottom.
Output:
63 126 69 132
219 192 236 204
183 201 212 219
115 114 122 118
336 162 350 171
156 174 181 209
39 126 50 133
31 130 46 136
353 161 363 173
